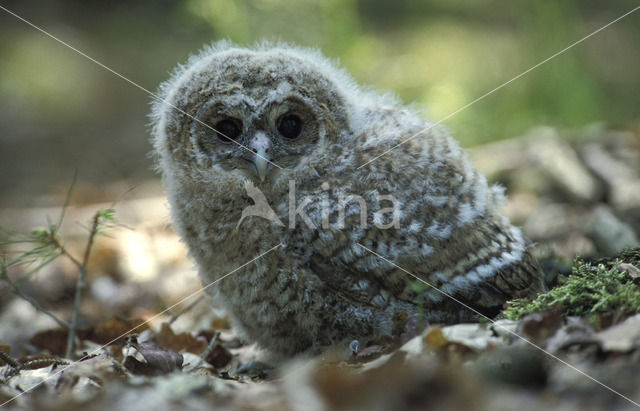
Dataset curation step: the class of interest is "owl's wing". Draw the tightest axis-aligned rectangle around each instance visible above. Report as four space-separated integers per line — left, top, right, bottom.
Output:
307 107 544 322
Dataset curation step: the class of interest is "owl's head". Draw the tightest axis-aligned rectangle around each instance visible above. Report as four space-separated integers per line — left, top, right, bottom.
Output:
152 42 361 186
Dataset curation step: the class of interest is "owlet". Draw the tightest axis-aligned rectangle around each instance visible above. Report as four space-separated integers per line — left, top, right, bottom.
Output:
151 42 545 357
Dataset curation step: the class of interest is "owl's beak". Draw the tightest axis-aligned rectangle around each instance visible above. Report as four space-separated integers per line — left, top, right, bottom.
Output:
254 147 269 182
249 132 272 182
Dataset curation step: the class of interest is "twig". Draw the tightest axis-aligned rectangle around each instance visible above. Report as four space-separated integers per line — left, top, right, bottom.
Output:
54 170 77 234
1 175 117 359
167 296 204 325
194 330 221 369
50 236 82 271
64 212 100 358
3 274 70 329
0 351 72 380
0 348 21 369
21 357 71 370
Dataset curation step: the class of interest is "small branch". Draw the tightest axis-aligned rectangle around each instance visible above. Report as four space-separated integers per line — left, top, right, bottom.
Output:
168 296 204 325
4 276 70 329
64 212 100 358
50 236 83 271
0 348 21 369
195 330 220 369
54 170 77 233
21 357 71 370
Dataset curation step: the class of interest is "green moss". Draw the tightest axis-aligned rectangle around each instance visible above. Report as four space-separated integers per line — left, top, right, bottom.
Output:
503 248 640 321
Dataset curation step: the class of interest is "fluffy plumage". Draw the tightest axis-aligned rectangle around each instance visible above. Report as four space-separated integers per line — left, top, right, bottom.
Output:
151 41 545 356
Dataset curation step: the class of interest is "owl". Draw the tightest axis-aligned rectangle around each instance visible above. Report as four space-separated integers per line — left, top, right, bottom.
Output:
151 41 545 357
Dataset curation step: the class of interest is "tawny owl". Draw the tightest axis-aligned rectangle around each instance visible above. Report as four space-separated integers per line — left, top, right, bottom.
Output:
151 41 545 357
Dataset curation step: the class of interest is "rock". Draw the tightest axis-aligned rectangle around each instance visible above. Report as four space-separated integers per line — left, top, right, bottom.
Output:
469 138 535 180
581 141 640 213
587 207 639 255
522 203 597 257
529 127 603 203
524 202 577 239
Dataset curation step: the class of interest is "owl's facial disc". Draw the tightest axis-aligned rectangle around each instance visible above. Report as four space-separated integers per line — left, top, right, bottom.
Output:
190 88 325 183
249 132 271 182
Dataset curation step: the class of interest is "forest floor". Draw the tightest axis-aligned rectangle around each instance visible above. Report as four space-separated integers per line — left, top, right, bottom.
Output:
1 126 640 410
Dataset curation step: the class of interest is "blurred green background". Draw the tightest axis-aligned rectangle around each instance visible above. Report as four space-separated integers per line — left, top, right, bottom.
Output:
0 0 638 207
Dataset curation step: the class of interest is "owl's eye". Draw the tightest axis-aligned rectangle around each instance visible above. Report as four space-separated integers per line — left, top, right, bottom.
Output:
277 114 303 140
213 118 242 143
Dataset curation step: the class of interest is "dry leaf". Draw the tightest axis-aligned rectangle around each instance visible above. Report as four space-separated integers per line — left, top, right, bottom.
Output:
595 313 640 352
29 328 76 356
205 343 233 368
56 354 121 401
123 340 183 376
518 310 563 343
544 317 596 353
424 326 448 350
85 318 150 345
157 323 208 354
441 323 496 351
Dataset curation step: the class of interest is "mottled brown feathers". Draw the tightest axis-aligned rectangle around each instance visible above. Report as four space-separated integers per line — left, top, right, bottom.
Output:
152 42 545 356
